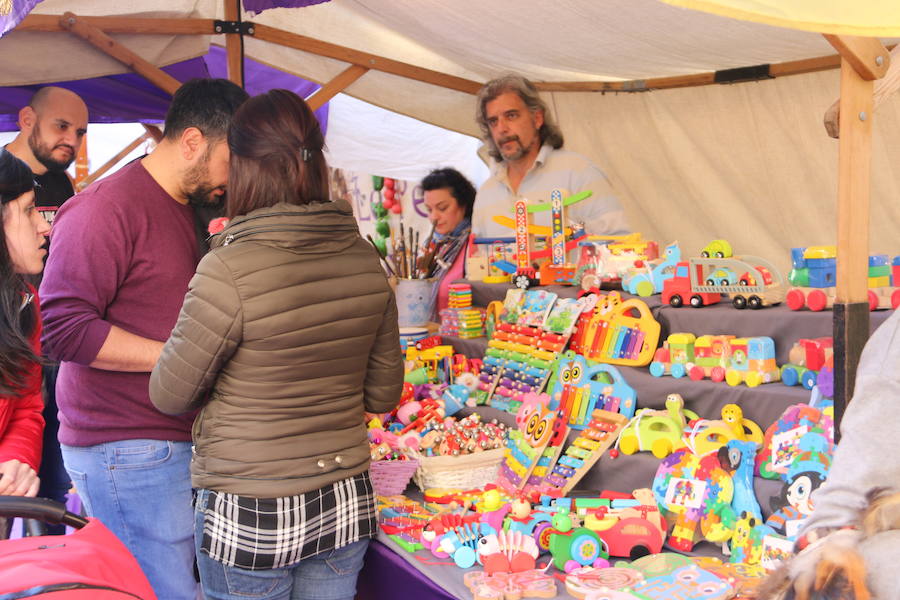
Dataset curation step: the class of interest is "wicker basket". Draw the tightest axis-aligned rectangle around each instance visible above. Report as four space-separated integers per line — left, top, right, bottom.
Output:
410 448 505 491
369 459 420 496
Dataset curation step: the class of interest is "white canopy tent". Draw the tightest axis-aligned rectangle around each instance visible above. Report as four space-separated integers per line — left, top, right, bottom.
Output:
4 0 900 275
5 0 900 415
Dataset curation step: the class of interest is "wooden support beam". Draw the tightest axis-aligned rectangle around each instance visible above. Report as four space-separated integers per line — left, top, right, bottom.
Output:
252 23 482 95
142 124 164 143
19 14 217 34
825 35 891 81
832 47 880 419
307 65 369 111
833 303 869 442
223 0 244 88
835 58 875 306
76 132 151 191
59 12 181 96
825 44 900 138
15 14 888 96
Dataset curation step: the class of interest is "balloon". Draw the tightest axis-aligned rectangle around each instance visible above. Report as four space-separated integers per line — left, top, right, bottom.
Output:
390 203 402 214
382 198 395 210
372 176 384 191
384 178 395 190
383 188 395 202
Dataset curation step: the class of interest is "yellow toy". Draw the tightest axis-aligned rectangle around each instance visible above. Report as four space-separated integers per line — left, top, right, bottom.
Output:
616 394 700 459
684 404 764 456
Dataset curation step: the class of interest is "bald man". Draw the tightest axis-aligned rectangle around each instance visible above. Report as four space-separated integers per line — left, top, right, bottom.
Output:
6 86 88 221
6 86 88 535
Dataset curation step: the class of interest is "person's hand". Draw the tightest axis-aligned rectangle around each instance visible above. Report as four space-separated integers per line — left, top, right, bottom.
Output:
0 459 40 497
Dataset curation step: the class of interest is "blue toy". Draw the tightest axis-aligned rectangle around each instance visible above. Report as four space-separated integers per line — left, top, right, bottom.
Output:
549 350 637 427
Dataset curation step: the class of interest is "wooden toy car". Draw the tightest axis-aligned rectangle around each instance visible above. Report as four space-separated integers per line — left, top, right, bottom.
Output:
617 393 699 458
700 239 733 258
780 337 833 389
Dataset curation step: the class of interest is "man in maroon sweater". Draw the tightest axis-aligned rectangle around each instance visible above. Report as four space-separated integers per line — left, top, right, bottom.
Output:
39 79 248 600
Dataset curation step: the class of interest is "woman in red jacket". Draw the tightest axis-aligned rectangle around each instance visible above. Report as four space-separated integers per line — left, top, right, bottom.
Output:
0 148 51 499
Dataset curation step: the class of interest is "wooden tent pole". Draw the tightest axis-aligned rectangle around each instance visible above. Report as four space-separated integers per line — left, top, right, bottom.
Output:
823 35 890 435
59 12 181 96
307 65 369 111
142 124 164 143
20 13 894 95
224 0 244 88
251 24 482 94
77 132 152 191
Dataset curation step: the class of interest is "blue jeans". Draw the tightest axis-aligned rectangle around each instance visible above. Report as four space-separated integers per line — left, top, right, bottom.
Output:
194 489 368 600
39 363 71 535
62 440 198 600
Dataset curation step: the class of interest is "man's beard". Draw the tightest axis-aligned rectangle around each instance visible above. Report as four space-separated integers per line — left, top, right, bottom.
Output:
182 155 225 209
29 125 75 172
496 135 526 161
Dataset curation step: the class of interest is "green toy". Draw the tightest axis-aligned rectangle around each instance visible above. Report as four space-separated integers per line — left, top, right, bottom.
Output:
547 512 610 573
616 393 700 458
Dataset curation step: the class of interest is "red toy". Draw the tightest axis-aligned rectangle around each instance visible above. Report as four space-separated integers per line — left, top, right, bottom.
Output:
662 261 721 308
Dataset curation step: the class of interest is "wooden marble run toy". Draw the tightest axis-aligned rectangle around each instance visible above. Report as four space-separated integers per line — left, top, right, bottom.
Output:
549 350 637 429
615 393 699 459
779 337 833 389
466 236 516 283
568 292 660 367
786 246 900 311
663 254 785 309
490 191 590 289
540 409 628 495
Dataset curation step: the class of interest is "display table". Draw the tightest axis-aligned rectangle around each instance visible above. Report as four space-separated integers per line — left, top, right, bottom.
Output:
368 280 882 598
461 279 890 364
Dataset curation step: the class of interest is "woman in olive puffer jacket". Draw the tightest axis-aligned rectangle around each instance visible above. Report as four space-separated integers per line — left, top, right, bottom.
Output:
150 90 403 600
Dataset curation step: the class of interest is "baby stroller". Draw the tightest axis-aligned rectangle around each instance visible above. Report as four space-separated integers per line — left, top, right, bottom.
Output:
0 496 157 599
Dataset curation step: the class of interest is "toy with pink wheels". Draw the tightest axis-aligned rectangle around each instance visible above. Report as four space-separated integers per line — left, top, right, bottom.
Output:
547 512 610 573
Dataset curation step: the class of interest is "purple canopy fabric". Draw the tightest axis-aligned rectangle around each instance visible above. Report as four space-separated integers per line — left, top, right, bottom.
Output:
242 0 330 16
0 0 43 38
0 46 328 133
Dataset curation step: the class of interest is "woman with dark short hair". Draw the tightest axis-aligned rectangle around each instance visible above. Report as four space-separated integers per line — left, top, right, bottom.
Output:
421 167 476 317
0 148 51 507
149 90 403 600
